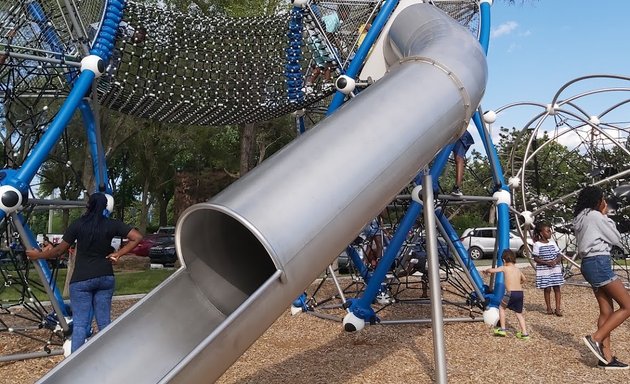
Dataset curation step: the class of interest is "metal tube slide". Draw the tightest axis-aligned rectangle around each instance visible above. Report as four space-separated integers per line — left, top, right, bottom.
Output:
37 4 486 383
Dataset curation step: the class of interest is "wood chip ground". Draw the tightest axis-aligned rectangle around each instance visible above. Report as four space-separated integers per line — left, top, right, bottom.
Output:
2 269 629 383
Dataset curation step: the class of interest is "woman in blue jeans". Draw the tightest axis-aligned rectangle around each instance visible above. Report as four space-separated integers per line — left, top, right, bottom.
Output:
27 193 142 353
574 186 630 370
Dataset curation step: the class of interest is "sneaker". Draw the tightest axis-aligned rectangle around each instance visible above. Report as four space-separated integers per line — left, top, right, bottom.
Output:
493 328 507 337
598 356 630 370
451 186 463 196
376 291 392 305
583 335 608 364
516 332 530 340
322 82 334 91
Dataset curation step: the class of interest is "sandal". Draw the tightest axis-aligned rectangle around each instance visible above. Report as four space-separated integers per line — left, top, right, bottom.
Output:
555 309 563 317
546 309 554 315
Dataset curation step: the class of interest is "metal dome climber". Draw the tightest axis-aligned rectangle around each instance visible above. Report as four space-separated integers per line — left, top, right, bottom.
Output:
1 0 509 382
491 74 630 286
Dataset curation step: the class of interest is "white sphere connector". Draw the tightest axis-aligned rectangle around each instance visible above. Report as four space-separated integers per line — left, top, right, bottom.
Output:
493 189 511 206
343 312 365 332
411 185 423 204
335 75 356 95
483 307 500 326
104 193 114 215
521 210 534 226
291 0 309 8
546 103 560 115
0 185 22 214
483 110 497 124
80 55 105 77
508 176 521 188
63 339 72 357
589 116 600 125
290 305 302 316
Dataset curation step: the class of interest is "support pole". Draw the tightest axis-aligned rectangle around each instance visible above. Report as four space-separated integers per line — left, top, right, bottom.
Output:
327 265 348 308
423 174 447 384
0 349 64 363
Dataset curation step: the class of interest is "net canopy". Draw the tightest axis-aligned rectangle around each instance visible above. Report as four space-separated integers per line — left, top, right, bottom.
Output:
1 0 480 128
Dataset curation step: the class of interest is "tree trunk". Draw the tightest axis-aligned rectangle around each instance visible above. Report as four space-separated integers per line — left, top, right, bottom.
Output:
158 192 170 227
139 178 150 234
239 123 257 176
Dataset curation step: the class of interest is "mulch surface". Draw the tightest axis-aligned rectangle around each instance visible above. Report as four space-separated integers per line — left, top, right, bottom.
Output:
2 269 630 384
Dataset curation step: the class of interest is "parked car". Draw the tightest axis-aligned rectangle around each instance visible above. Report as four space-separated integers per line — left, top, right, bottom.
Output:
148 235 177 266
122 233 170 257
611 245 627 260
460 227 532 260
156 226 175 235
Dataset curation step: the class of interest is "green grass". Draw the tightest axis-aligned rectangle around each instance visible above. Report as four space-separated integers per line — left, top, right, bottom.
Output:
114 269 176 295
0 267 176 302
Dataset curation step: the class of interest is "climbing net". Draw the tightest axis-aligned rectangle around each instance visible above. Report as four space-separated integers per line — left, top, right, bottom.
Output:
2 1 481 130
92 1 384 125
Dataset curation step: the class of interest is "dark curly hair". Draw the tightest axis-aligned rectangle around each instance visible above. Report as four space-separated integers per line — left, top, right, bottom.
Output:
573 186 604 217
533 220 551 242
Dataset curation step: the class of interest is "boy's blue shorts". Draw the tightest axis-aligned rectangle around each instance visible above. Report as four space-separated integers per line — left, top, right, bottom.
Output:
501 290 524 314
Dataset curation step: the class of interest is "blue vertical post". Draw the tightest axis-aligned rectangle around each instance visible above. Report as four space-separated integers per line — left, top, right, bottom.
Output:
326 0 400 115
79 102 110 192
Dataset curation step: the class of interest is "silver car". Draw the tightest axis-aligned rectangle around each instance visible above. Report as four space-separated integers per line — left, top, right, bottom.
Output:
460 227 531 260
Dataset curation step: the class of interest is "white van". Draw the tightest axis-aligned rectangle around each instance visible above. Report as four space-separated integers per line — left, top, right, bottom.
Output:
460 227 532 260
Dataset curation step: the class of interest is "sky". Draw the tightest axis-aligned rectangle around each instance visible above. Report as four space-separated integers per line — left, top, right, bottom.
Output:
474 0 630 146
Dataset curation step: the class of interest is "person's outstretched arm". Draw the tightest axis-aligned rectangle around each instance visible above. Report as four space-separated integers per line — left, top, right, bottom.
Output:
26 240 71 260
107 228 143 263
483 266 505 275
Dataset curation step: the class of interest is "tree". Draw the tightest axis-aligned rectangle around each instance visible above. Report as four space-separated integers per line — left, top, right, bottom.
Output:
499 126 590 222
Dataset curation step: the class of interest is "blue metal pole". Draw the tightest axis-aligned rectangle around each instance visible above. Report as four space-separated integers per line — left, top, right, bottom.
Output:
436 211 485 291
90 0 126 60
478 1 492 55
346 245 369 279
347 200 421 323
286 7 305 103
17 72 96 184
19 215 70 316
79 102 109 192
326 0 400 115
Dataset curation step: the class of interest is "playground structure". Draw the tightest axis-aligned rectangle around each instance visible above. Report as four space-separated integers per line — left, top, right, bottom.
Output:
488 74 630 286
4 0 622 382
0 0 498 380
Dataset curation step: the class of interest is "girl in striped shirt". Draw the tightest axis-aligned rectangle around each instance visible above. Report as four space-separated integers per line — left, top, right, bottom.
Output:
532 220 564 316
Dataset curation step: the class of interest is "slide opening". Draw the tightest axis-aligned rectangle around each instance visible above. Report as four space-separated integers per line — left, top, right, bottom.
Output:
179 207 277 314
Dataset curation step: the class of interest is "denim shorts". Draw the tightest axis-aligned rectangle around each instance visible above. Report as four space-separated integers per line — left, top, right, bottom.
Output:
581 255 618 288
